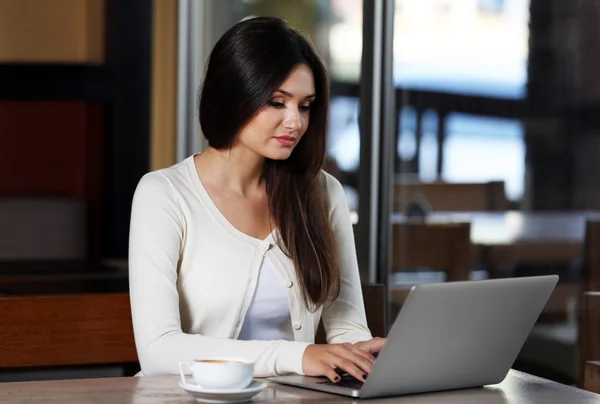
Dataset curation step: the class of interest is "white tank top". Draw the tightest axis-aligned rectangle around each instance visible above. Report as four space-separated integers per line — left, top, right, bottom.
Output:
237 256 294 341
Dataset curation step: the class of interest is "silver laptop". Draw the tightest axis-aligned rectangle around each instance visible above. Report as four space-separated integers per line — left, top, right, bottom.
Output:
269 275 558 399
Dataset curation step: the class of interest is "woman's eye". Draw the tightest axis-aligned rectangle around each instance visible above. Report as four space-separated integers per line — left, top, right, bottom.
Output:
269 100 285 108
299 104 311 112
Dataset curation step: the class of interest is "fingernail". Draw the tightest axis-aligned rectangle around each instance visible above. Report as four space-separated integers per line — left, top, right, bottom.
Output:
363 374 368 380
334 376 340 382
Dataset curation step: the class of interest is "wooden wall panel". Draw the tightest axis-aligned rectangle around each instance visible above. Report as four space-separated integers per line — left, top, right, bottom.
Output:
0 0 105 63
150 0 178 170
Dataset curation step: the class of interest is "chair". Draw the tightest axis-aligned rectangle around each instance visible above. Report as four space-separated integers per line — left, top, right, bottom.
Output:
583 221 600 292
393 178 508 212
585 361 600 395
581 292 600 393
315 284 386 344
579 221 600 392
389 222 473 318
0 293 138 370
0 196 87 261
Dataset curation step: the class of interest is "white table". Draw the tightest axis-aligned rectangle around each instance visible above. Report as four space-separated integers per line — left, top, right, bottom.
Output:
1 370 599 403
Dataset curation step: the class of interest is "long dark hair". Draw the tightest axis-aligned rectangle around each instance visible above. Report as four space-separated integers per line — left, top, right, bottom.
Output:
199 17 339 309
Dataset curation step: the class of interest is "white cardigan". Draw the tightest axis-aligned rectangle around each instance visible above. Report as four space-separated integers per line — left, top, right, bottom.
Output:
128 155 372 377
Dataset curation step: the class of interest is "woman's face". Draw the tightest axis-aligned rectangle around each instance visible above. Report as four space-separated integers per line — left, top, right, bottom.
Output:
235 63 316 161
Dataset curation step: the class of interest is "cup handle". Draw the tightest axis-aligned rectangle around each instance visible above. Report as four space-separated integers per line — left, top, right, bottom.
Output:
179 362 193 386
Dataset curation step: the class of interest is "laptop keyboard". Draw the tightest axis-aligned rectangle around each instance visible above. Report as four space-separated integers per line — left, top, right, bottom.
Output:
318 374 364 390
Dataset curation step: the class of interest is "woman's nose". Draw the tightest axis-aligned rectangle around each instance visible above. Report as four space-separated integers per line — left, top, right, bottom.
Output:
283 108 301 130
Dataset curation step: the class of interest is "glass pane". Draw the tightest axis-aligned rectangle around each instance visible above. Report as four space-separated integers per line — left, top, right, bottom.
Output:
390 0 533 325
392 0 530 202
389 0 600 387
394 0 530 98
442 113 525 201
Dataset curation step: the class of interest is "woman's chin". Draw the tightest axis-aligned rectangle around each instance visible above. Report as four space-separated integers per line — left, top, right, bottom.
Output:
263 148 294 161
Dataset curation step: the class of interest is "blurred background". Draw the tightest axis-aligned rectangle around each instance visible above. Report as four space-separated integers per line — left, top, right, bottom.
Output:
0 0 599 392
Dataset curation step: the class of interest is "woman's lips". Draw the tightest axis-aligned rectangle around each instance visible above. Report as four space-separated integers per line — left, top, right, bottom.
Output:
274 136 296 147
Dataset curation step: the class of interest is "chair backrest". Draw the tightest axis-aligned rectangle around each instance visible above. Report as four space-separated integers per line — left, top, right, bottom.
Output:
315 284 386 344
583 221 600 292
0 293 137 368
585 361 600 395
391 222 472 282
580 292 600 390
0 197 87 261
359 284 386 338
579 221 600 390
393 179 508 212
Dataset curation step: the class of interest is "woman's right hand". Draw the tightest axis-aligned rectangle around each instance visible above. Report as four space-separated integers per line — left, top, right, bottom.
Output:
301 343 376 383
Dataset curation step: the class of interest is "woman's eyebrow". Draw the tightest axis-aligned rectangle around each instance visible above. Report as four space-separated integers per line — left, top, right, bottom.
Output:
276 89 316 99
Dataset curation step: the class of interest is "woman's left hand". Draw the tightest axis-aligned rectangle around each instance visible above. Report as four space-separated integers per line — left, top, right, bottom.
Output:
354 337 386 356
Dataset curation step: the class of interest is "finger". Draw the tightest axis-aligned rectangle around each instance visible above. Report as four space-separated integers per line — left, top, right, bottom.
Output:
350 344 377 365
335 344 375 372
355 338 384 356
365 338 386 355
333 357 368 383
322 363 342 383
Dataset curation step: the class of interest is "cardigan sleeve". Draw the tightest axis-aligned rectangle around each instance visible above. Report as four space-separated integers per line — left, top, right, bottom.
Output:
320 172 374 344
128 172 310 377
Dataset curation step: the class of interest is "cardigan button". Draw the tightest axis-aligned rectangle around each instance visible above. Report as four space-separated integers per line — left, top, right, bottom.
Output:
284 280 293 288
293 323 302 330
259 241 270 251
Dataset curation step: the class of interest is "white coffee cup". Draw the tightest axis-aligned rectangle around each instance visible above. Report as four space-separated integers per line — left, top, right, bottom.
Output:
179 358 254 390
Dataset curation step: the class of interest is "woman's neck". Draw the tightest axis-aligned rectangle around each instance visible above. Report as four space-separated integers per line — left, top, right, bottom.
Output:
197 147 265 196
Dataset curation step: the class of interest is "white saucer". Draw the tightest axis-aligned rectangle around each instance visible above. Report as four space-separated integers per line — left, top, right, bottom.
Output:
179 379 267 403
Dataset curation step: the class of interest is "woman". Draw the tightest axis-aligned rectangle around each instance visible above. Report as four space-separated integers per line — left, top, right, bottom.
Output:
128 16 385 384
